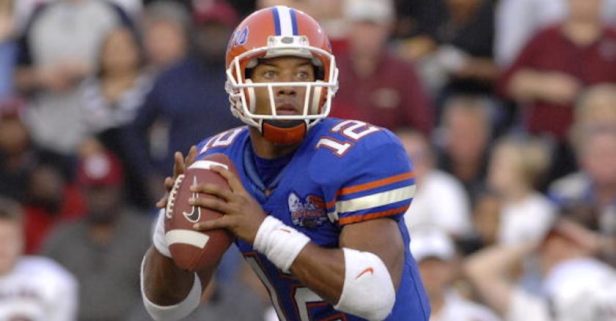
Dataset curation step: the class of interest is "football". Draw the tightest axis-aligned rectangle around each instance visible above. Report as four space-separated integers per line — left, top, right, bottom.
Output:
164 153 235 272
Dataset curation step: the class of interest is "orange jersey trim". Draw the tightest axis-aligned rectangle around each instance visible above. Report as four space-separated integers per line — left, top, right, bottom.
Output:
337 172 414 197
338 205 409 225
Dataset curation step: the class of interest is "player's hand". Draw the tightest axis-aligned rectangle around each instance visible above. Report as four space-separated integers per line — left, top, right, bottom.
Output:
190 165 267 244
155 146 198 209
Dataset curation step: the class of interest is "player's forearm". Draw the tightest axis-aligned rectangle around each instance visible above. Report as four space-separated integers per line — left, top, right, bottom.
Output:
290 243 398 321
253 217 399 320
142 247 196 305
290 244 346 303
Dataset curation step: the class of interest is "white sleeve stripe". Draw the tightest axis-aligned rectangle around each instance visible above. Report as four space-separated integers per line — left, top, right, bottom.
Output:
335 185 416 214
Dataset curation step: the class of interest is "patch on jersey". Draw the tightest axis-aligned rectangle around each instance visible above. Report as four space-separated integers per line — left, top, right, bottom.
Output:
288 192 328 228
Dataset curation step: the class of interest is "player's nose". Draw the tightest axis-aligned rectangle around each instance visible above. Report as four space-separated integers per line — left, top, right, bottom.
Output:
275 84 298 97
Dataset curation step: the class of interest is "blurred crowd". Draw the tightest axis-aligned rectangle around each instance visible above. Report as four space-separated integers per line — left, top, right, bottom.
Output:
0 0 615 320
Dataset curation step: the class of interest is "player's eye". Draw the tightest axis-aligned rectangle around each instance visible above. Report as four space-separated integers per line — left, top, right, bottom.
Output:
295 70 311 81
261 70 277 80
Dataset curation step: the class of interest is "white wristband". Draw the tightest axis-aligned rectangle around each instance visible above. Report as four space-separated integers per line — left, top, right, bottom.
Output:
140 256 202 321
152 208 171 258
253 216 310 272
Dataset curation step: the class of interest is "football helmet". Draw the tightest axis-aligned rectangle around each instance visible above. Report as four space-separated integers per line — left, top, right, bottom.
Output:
225 6 339 144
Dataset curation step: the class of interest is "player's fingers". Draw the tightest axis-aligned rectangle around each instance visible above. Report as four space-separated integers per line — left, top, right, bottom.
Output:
190 183 233 202
155 194 168 208
164 176 175 190
185 145 198 166
173 151 186 178
192 216 229 231
189 195 231 214
210 166 243 193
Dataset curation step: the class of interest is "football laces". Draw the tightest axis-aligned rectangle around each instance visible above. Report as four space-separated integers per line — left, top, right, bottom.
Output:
165 174 185 219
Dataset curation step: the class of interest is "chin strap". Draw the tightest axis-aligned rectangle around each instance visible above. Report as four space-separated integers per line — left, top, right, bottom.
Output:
261 120 307 145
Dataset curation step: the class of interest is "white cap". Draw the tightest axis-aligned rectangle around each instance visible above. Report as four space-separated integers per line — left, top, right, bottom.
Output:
343 0 394 24
543 258 616 321
410 227 456 262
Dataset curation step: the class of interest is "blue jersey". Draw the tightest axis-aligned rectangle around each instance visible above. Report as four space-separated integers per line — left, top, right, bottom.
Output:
196 118 430 321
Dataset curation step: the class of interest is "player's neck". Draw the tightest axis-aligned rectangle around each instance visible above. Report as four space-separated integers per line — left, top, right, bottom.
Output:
249 127 300 159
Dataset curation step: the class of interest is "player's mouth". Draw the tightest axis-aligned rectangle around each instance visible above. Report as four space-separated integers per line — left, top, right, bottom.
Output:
275 103 300 115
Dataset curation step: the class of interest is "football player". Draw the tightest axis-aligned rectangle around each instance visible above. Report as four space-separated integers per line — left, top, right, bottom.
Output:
141 5 430 321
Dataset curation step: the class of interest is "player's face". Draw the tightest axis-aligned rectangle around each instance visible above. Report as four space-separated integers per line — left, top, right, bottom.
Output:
0 219 23 275
250 56 316 117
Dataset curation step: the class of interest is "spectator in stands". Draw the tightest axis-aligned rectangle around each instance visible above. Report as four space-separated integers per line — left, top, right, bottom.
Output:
398 129 474 240
81 26 150 139
0 101 85 253
0 196 79 321
141 1 190 73
495 0 616 67
0 101 30 201
486 136 555 246
330 0 433 134
499 0 616 181
396 0 498 99
568 84 616 148
549 85 616 264
436 95 492 206
80 26 153 209
22 162 85 254
42 149 151 321
465 217 616 321
126 0 241 204
549 127 616 264
410 227 501 321
14 0 131 161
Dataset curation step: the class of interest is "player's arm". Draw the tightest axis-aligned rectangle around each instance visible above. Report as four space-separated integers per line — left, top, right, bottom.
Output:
290 217 404 317
193 165 407 320
140 148 219 321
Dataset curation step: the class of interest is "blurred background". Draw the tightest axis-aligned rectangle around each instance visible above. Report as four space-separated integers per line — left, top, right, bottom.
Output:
0 0 615 320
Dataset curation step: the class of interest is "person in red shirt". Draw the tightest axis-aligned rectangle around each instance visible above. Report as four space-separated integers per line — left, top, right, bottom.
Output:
330 0 434 135
499 0 616 181
500 0 616 140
